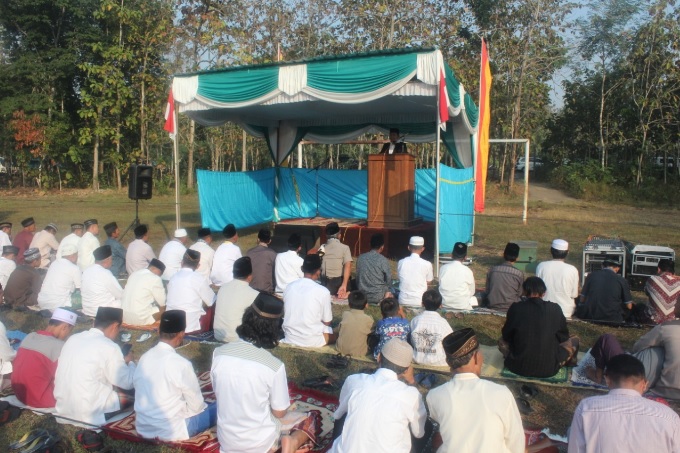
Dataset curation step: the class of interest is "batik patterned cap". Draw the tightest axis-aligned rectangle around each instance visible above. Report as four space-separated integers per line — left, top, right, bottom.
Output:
443 328 479 358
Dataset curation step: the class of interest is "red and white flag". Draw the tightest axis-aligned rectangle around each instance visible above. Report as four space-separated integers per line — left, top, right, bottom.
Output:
164 89 176 140
438 69 450 130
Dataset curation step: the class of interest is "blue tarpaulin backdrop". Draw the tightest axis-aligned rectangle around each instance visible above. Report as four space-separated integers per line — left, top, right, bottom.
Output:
196 164 473 253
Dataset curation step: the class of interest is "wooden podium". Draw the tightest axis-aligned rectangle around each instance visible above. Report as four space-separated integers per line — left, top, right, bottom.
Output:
367 154 421 228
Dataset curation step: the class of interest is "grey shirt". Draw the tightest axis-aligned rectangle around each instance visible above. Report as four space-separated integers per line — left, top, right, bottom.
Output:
633 320 680 400
246 244 277 293
485 262 524 311
356 250 391 304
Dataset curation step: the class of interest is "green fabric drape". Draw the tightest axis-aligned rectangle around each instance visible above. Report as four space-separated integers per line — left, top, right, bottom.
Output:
197 67 279 103
306 53 417 93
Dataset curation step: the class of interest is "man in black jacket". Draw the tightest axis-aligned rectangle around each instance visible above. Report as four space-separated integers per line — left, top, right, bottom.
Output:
499 276 579 377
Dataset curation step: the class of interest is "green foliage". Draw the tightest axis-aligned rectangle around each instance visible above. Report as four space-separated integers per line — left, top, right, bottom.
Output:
551 160 616 198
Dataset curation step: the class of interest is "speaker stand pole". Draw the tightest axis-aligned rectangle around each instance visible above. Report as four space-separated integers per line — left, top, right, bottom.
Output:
120 199 141 241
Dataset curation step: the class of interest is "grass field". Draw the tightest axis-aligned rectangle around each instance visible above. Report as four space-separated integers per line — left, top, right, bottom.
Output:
0 185 678 451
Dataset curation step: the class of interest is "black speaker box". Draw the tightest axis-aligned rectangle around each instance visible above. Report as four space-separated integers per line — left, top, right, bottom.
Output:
128 165 153 200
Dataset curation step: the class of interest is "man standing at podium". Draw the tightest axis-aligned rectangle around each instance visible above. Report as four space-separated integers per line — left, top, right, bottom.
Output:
379 128 408 155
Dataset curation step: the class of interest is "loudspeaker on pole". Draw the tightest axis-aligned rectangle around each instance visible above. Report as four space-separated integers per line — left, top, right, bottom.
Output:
128 165 153 200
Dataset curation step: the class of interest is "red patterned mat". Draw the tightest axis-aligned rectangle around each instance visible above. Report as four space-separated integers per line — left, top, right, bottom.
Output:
105 372 338 453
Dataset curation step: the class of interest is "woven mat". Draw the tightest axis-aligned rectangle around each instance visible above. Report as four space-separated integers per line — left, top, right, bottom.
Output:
501 366 569 384
105 372 338 453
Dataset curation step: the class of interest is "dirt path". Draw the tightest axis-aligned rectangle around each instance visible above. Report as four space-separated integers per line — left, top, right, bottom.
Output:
529 182 577 203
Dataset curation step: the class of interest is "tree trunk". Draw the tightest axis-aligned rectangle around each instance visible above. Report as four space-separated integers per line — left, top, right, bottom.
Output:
93 135 100 191
599 70 607 169
187 120 195 188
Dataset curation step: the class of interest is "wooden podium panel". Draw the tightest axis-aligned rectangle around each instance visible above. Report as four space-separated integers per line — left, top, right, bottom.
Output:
367 154 421 228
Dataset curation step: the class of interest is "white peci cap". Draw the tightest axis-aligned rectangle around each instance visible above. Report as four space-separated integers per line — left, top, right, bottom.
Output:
409 236 425 247
174 228 188 238
60 243 78 256
551 239 569 251
51 308 78 326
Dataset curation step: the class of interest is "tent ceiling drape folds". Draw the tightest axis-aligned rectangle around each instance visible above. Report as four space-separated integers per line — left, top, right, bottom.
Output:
172 48 479 167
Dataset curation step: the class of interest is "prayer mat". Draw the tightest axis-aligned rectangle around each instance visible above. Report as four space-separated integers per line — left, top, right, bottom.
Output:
120 323 158 332
0 395 57 416
501 366 569 384
287 383 338 453
570 351 608 390
185 331 218 343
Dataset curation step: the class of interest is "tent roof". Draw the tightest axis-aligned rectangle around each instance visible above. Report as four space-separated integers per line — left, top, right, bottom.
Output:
172 47 478 166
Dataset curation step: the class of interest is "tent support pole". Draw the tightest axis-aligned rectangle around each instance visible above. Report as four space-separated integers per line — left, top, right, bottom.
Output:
173 101 181 229
435 82 442 278
523 140 530 225
297 143 303 168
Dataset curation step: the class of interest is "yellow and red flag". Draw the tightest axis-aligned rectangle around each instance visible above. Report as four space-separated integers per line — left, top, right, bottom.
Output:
474 39 492 213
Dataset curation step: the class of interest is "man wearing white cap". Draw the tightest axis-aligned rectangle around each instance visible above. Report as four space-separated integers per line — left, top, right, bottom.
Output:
78 219 101 270
397 236 434 308
11 308 77 408
57 223 83 259
331 338 427 453
29 223 60 269
536 239 580 318
158 228 188 281
37 243 81 312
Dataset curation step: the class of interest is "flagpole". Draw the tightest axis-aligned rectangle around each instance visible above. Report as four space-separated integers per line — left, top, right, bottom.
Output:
434 72 442 278
173 100 181 229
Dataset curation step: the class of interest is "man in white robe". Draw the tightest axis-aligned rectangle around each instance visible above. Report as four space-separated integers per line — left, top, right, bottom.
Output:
158 228 188 281
0 221 12 248
210 224 241 287
166 250 216 333
57 223 83 259
29 223 60 269
77 219 101 270
189 228 215 279
0 245 18 292
122 259 167 326
126 224 156 275
37 243 81 311
81 245 123 317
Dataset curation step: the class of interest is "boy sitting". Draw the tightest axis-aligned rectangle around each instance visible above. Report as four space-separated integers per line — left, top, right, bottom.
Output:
373 297 410 360
336 291 375 357
410 290 453 366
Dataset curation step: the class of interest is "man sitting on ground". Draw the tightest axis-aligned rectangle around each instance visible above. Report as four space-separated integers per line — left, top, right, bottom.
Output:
121 259 166 326
373 297 410 360
104 222 127 278
336 291 374 357
499 276 579 378
81 245 124 317
645 259 679 325
190 228 215 279
166 250 216 333
54 307 135 426
438 242 477 311
13 217 36 265
11 308 77 408
320 222 352 298
212 293 321 453
4 248 42 310
274 233 303 294
0 221 11 248
282 254 335 347
29 223 59 269
134 310 216 441
0 246 18 293
568 354 680 453
397 236 433 308
585 301 680 399
78 219 101 270
213 257 259 343
247 228 277 293
536 239 580 318
577 257 633 323
484 242 524 311
355 233 393 305
410 290 453 366
330 338 426 453
57 223 83 259
211 224 241 287
427 328 525 453
37 243 81 312
126 224 156 275
159 228 189 281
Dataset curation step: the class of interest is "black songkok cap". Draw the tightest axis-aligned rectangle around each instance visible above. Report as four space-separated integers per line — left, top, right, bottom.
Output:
95 307 123 324
149 258 166 273
443 328 479 359
21 217 35 227
258 229 271 242
0 222 12 229
197 227 211 238
83 219 98 228
71 223 84 230
325 222 340 236
184 249 200 263
452 242 468 259
251 293 284 319
160 310 186 334
3 245 19 255
301 253 322 273
223 224 237 239
134 224 148 238
93 245 112 261
233 256 253 279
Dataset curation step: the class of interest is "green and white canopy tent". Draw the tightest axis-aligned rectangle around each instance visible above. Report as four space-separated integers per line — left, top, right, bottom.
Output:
169 47 479 274
172 47 478 167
